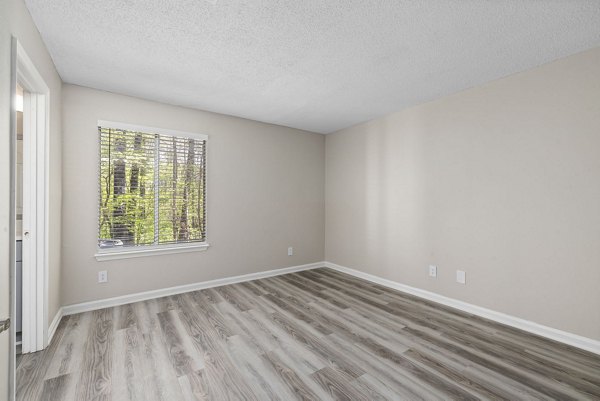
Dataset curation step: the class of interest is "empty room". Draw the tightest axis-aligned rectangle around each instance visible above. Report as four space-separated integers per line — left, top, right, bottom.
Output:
1 0 600 400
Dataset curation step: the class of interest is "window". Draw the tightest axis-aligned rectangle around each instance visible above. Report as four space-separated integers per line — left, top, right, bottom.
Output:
96 121 208 260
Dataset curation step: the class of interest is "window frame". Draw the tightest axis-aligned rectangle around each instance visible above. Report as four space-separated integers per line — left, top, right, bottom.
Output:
94 120 209 261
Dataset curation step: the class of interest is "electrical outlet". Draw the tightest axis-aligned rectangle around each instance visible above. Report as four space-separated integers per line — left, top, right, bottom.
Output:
428 265 437 278
456 270 466 284
98 270 108 283
287 247 293 256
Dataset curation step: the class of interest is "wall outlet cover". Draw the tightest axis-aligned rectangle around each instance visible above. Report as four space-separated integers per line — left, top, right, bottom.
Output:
456 270 466 284
98 270 108 283
428 265 437 278
288 247 293 256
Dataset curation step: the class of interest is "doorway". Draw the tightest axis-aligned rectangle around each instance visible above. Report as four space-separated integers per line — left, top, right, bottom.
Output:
10 38 50 363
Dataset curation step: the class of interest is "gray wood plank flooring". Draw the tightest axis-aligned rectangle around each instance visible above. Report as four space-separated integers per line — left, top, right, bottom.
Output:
16 268 600 400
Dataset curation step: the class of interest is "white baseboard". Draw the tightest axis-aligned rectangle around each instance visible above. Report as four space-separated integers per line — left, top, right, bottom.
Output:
324 261 600 355
48 307 64 345
62 261 325 316
56 259 599 355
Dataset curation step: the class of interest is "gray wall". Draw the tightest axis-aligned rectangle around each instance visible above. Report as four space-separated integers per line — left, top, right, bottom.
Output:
61 85 325 306
1 0 63 394
325 47 600 341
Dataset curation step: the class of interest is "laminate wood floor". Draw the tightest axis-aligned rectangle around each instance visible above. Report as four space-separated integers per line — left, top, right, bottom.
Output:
16 268 600 400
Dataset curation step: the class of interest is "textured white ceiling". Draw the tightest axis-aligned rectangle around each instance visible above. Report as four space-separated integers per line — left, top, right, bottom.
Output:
25 0 600 133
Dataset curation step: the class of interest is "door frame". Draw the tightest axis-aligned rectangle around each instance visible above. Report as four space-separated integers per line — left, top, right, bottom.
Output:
10 37 50 359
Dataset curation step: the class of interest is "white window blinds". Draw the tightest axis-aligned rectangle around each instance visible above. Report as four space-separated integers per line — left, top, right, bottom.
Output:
98 126 207 248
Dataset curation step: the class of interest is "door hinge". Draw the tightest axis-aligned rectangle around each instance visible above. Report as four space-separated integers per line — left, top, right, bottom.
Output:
0 318 10 334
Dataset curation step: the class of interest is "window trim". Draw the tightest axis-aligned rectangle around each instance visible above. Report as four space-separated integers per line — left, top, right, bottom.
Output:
95 241 210 261
98 120 208 141
96 120 209 260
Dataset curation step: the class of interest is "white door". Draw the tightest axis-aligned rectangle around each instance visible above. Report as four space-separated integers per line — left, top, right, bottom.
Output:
21 90 44 353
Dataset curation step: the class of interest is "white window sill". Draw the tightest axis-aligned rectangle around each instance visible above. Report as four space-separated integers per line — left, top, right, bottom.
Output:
95 242 210 261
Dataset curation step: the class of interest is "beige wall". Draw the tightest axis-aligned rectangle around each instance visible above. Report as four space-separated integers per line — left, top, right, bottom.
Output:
1 0 63 395
61 84 325 306
325 47 600 340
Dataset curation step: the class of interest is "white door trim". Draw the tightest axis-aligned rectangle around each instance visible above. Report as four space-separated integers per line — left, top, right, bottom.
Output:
8 36 18 401
15 39 50 354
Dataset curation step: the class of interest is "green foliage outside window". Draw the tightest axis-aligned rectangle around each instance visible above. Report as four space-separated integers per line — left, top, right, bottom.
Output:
98 127 206 247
